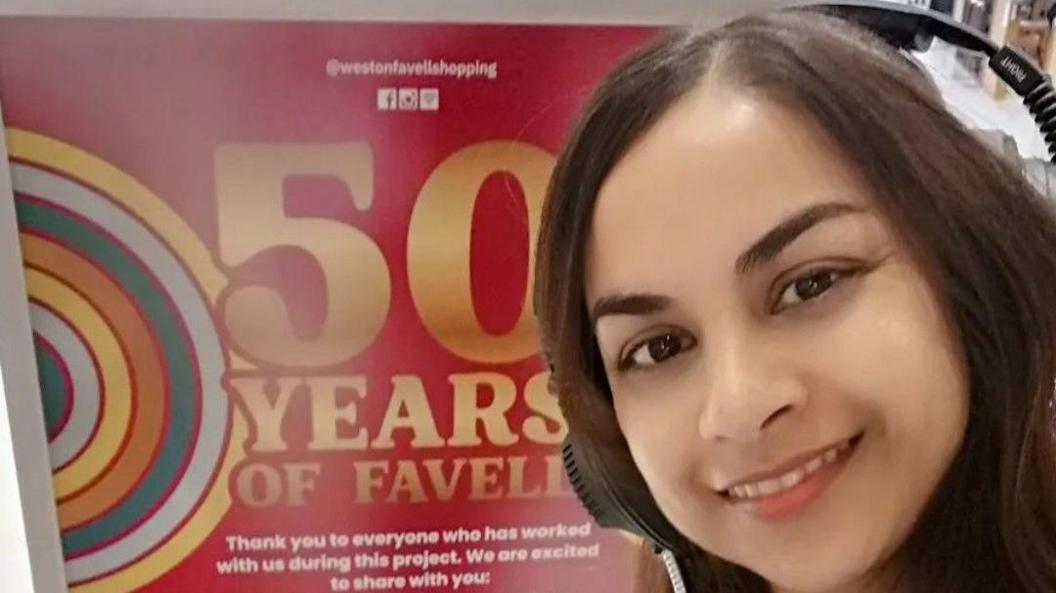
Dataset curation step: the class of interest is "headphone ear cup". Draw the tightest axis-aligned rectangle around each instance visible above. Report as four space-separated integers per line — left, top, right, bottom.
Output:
561 433 689 554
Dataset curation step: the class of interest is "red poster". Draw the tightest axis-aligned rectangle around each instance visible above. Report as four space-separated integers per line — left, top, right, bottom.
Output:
0 17 656 593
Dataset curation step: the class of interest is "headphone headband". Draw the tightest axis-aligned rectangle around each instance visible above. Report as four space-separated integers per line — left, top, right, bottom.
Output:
821 1 1056 159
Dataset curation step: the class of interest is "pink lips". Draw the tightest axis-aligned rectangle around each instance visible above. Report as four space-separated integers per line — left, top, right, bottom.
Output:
722 435 861 520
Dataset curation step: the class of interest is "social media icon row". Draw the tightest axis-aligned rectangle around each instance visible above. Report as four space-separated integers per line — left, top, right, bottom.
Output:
378 88 440 111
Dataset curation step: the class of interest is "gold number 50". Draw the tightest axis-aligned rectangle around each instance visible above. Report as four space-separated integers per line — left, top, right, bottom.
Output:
215 141 554 370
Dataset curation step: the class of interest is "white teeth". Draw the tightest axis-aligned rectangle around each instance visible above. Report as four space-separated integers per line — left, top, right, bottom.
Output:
726 440 850 501
804 456 824 474
756 478 783 496
779 468 805 489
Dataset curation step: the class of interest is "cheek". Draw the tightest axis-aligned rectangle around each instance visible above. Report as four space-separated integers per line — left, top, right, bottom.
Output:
613 390 689 494
612 383 720 533
865 333 969 513
813 265 971 561
614 393 741 566
613 394 678 482
844 270 969 453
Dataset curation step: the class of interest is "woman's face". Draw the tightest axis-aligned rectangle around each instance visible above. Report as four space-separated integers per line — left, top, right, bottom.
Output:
584 89 969 592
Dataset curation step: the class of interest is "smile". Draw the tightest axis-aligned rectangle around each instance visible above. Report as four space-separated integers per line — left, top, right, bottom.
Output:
721 434 862 519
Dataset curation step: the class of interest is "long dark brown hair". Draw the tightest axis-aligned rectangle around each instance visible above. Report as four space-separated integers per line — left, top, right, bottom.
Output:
534 8 1056 593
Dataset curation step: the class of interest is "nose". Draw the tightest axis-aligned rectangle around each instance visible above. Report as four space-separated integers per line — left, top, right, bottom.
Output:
697 336 808 444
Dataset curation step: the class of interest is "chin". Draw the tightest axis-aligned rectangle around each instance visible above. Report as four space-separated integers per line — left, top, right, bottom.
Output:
759 567 865 593
741 543 880 593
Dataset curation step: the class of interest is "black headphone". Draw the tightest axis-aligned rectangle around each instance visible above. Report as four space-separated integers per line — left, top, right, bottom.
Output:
555 2 1056 591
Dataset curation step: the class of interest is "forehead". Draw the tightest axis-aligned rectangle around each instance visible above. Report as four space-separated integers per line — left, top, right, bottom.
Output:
585 87 872 302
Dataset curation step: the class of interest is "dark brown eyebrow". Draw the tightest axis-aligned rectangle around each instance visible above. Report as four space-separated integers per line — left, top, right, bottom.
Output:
589 203 861 326
591 293 671 326
735 202 864 275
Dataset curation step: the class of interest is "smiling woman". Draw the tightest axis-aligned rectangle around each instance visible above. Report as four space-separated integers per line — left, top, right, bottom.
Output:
534 7 1056 593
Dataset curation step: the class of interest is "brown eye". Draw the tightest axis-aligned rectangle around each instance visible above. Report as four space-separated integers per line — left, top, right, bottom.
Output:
621 333 694 370
775 269 843 311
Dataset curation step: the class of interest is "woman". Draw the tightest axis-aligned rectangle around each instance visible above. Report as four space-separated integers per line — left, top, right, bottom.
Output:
534 7 1056 593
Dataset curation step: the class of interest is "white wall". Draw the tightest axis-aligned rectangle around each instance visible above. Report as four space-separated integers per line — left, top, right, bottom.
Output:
0 99 67 593
0 365 34 592
0 0 802 24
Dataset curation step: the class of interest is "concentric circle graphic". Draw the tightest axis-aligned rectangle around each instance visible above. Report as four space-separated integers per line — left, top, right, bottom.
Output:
9 129 248 591
31 303 102 471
